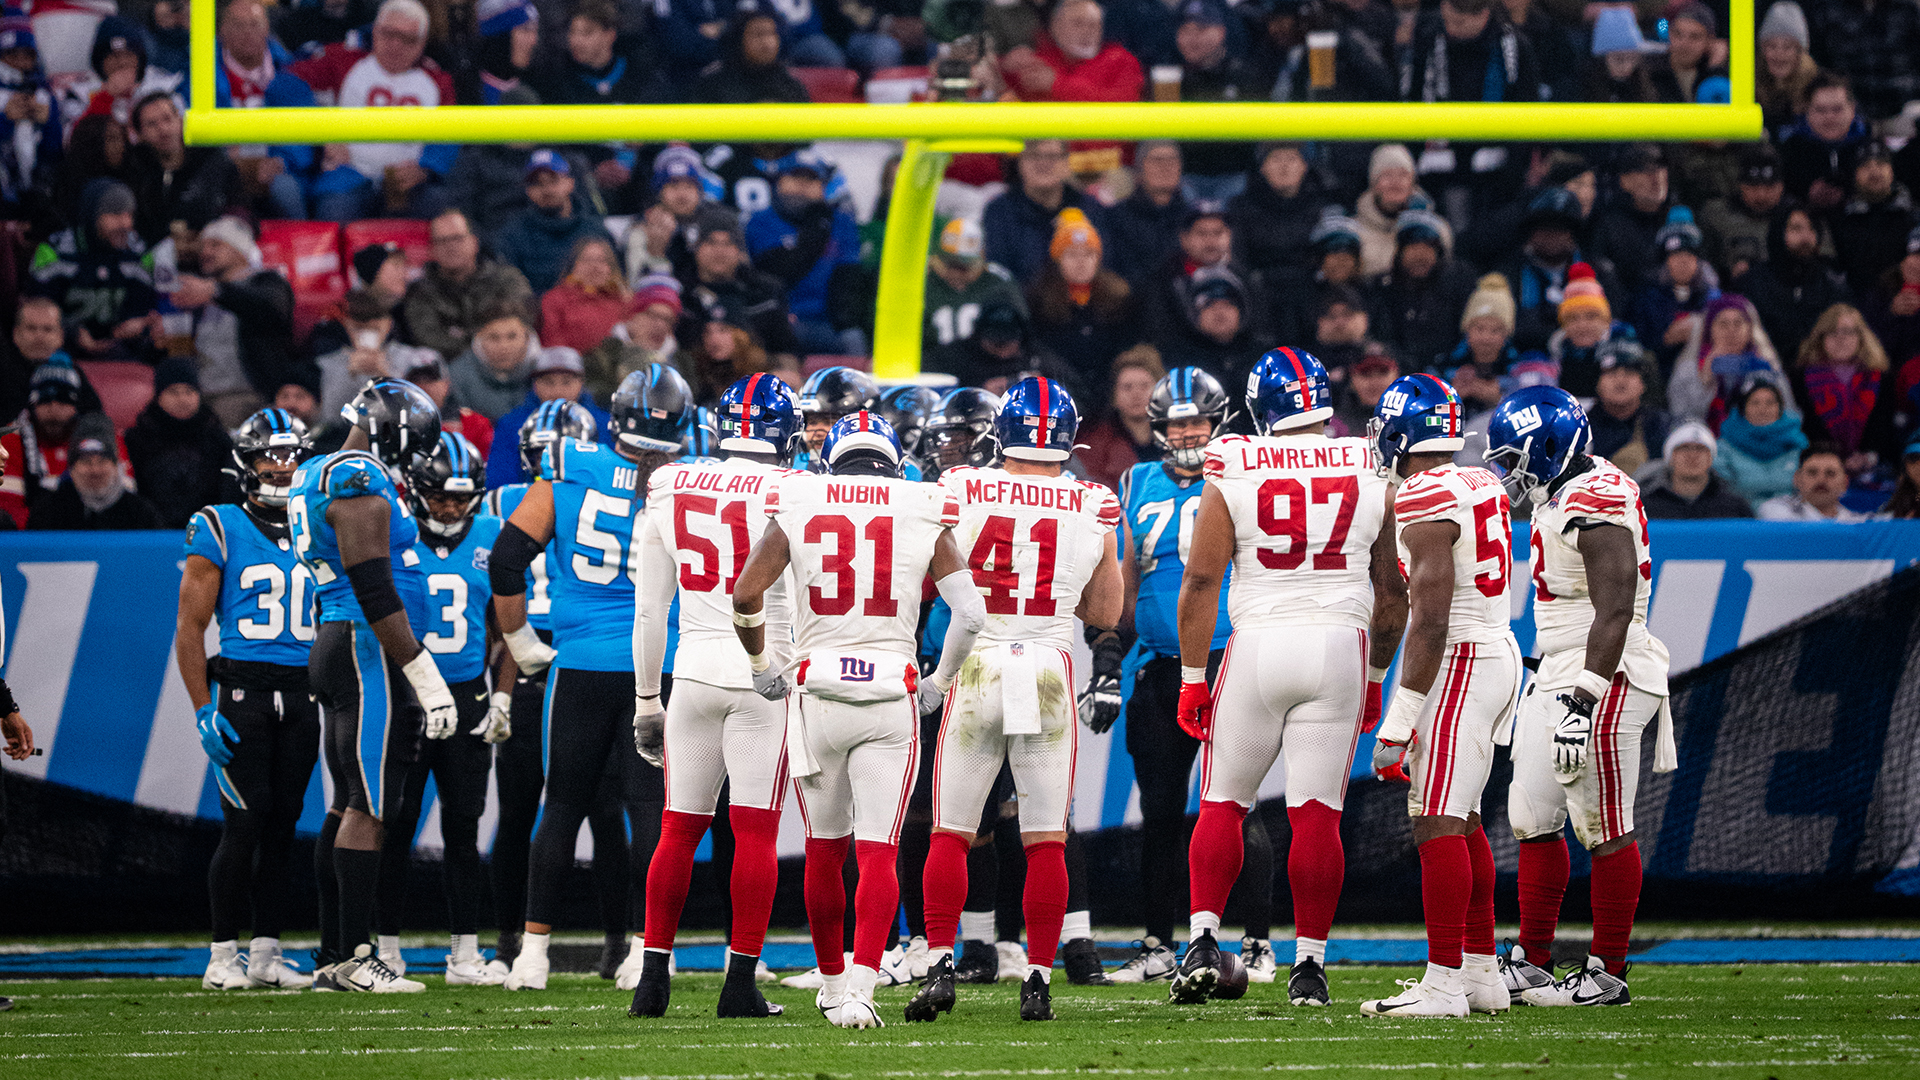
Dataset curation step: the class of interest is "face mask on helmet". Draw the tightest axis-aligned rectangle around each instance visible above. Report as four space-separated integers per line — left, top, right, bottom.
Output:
243 447 306 507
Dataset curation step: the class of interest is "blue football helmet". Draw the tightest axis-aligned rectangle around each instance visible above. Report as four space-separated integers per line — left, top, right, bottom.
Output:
1369 373 1465 477
822 410 904 475
1246 347 1333 434
518 398 597 475
717 372 803 461
993 376 1079 463
610 364 694 455
1484 386 1593 502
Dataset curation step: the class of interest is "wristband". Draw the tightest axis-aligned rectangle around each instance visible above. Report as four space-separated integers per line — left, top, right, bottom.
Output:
401 648 445 696
1573 669 1612 702
1180 665 1207 685
732 607 766 628
504 623 546 661
1368 666 1389 683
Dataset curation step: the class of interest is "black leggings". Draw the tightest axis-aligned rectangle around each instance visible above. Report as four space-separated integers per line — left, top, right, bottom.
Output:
1129 652 1273 942
377 678 494 937
207 682 319 942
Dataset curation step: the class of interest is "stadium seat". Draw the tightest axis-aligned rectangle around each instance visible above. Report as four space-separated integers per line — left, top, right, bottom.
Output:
864 66 929 104
257 219 344 299
791 66 861 103
77 360 155 431
342 219 433 286
802 354 872 376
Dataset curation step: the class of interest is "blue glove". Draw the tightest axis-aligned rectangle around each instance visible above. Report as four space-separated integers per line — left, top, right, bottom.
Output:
197 702 238 766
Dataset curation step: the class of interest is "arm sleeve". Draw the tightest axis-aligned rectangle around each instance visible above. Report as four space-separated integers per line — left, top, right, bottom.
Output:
632 512 678 698
490 521 542 595
931 568 985 687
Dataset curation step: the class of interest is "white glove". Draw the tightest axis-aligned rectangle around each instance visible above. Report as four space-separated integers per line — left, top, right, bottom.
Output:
1551 693 1594 782
403 650 459 740
749 655 790 701
471 690 512 744
503 623 556 676
633 693 665 766
917 673 951 717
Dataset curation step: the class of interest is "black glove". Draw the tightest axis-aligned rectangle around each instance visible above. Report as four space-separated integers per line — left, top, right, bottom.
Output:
1078 630 1125 735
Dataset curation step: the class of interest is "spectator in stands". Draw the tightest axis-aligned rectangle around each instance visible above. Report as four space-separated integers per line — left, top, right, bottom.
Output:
446 123 596 236
315 288 416 422
403 208 534 361
1073 345 1164 492
655 0 730 84
1 362 101 524
1587 340 1669 476
1000 0 1143 173
1590 144 1672 298
1832 142 1916 297
1450 343 1504 463
1582 7 1654 104
1228 142 1330 278
123 356 234 529
584 276 681 404
1331 347 1398 438
1308 283 1372 377
1105 141 1187 296
1648 1 1721 103
473 0 539 103
1537 261 1632 399
1791 304 1891 478
215 0 315 221
1367 208 1475 368
447 302 538 420
1261 0 1396 104
1642 421 1755 519
0 296 71 422
678 206 801 357
29 178 158 363
1779 73 1870 212
1733 203 1853 363
626 146 721 283
1716 373 1807 506
690 6 810 104
312 0 457 222
1142 201 1251 350
1865 226 1920 370
493 149 616 294
167 215 298 427
273 0 379 56
485 345 610 486
403 349 493 451
28 411 161 530
1883 433 1920 518
1461 149 1595 271
1159 267 1260 382
923 218 1025 379
1803 0 1920 122
1669 293 1788 428
1701 147 1785 280
940 302 1037 393
984 140 1106 286
270 369 330 446
66 15 177 130
1499 0 1579 103
529 0 665 194
1399 0 1538 224
1433 272 1521 376
1632 207 1720 370
1029 208 1139 388
540 236 629 356
1757 1 1817 134
125 94 238 251
351 241 409 302
0 12 61 226
1500 187 1619 354
1353 144 1438 278
1758 442 1868 521
1167 0 1261 198
51 114 130 232
683 314 768 406
745 151 865 355
1268 211 1363 346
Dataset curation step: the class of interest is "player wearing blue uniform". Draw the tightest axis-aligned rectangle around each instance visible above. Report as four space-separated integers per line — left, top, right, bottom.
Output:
290 378 454 994
372 433 508 986
491 364 692 991
1106 368 1279 986
177 409 321 992
793 366 876 474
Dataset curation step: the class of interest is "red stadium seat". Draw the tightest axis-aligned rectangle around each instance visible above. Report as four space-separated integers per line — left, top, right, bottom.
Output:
257 219 344 301
77 360 155 432
342 219 433 285
865 66 929 104
791 66 861 103
802 354 872 376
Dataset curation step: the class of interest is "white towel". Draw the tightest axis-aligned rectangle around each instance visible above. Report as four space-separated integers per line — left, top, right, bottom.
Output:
1000 642 1042 735
1652 695 1677 774
785 693 820 779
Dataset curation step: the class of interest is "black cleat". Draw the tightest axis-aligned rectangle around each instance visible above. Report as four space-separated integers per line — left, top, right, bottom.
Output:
627 951 672 1018
1062 937 1112 986
1019 971 1054 1020
954 939 998 984
716 952 784 1018
1288 958 1330 1006
1168 931 1221 1005
905 954 957 1022
599 932 629 980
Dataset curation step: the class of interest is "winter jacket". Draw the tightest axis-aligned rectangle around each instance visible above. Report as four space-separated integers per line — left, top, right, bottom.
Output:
1697 194 1775 278
1353 188 1445 279
486 390 610 488
540 280 629 356
1589 403 1672 478
206 269 298 399
27 185 157 360
213 37 317 186
982 184 1107 288
744 199 862 325
1492 248 1623 355
123 401 236 528
401 258 535 361
1641 467 1755 519
922 264 1027 379
678 268 802 357
28 474 164 530
446 345 535 421
1631 263 1721 370
1365 259 1478 367
1228 171 1332 277
1730 217 1853 362
1588 195 1671 298
491 205 615 294
1804 0 1920 121
1778 114 1871 204
1831 183 1918 297
1105 190 1186 297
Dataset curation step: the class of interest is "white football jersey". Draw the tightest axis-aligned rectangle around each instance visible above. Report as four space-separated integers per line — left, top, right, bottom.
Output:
940 466 1120 651
1528 459 1669 692
771 471 958 660
639 457 799 690
1204 433 1389 632
1393 463 1516 646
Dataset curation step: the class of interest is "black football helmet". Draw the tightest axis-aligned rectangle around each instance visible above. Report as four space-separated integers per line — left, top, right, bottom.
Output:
610 363 694 455
797 366 877 420
344 377 441 471
231 407 314 508
922 387 1002 478
1148 367 1233 468
408 431 487 539
874 384 941 461
518 398 598 476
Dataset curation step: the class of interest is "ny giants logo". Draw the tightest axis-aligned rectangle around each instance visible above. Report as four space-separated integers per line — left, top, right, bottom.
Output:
1507 404 1544 435
840 657 875 682
1378 389 1410 417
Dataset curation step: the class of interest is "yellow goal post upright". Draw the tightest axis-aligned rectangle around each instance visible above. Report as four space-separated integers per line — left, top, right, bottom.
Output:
186 1 1757 382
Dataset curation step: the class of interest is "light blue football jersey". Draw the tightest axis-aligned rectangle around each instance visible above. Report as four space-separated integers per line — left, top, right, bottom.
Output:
184 502 318 667
1121 460 1232 657
414 514 503 684
485 483 556 634
544 439 641 672
287 450 428 632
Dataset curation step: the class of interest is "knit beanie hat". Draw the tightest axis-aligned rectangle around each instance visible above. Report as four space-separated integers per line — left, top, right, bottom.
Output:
1310 211 1362 255
1460 273 1516 334
1394 208 1450 254
1558 262 1610 322
1654 206 1704 256
1368 143 1415 184
0 6 35 53
1590 6 1646 56
1049 208 1101 262
152 354 199 393
1758 1 1808 49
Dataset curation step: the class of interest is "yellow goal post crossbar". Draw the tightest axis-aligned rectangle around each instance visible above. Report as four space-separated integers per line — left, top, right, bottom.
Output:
185 0 1758 380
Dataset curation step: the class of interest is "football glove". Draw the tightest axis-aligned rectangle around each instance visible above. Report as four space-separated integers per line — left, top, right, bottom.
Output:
472 691 513 744
633 694 665 766
1361 679 1384 733
402 650 460 740
1551 692 1595 782
1371 732 1413 784
503 623 556 676
1372 686 1425 784
1176 667 1212 741
1079 631 1125 734
196 702 238 766
917 673 951 717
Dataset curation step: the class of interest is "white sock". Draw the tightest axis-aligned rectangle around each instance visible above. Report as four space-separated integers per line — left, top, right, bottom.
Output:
821 968 848 1001
521 931 550 962
959 910 994 943
1463 952 1496 972
1295 936 1326 964
1026 963 1052 984
847 964 878 999
1425 962 1463 995
1189 911 1222 939
927 946 953 964
452 933 479 963
211 939 238 956
1061 910 1092 943
378 934 401 958
248 936 279 956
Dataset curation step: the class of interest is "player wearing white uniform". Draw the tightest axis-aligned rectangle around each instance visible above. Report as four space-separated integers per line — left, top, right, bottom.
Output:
908 376 1123 1025
629 374 805 1019
1362 374 1521 1020
731 411 986 1030
1169 349 1400 1009
1485 387 1672 1008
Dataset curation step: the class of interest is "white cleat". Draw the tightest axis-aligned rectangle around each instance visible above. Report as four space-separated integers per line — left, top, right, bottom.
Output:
995 941 1028 981
876 945 915 987
756 958 775 983
1360 975 1469 1018
1108 937 1178 983
832 996 885 1028
1463 956 1509 1014
1520 955 1631 1007
203 941 252 990
503 950 549 991
783 953 847 989
1499 941 1556 1005
446 935 507 987
902 935 931 981
336 944 426 993
245 940 313 989
483 958 512 981
1241 937 1278 984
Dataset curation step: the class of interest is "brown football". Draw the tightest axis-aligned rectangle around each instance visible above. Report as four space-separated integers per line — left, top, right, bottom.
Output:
1211 950 1249 1000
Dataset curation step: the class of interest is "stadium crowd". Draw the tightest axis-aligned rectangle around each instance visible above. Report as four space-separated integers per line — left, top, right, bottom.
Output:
1 0 1920 528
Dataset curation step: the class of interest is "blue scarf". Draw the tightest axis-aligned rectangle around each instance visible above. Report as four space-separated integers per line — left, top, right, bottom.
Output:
1719 408 1807 461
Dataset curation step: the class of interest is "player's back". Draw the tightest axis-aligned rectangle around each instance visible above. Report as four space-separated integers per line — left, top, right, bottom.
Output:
544 439 642 670
486 483 557 633
772 470 955 660
288 450 426 629
1529 459 1655 658
414 513 503 683
941 465 1118 650
1392 462 1514 645
1121 460 1230 655
1205 432 1388 632
187 502 318 666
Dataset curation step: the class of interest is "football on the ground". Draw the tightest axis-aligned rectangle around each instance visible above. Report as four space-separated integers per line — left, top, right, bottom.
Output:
1211 950 1248 1000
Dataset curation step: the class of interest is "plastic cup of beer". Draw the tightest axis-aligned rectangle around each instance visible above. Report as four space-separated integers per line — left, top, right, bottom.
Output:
1151 65 1182 102
1307 32 1338 89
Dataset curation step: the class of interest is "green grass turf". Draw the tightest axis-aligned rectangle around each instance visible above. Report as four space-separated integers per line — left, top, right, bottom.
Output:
4 965 1917 1080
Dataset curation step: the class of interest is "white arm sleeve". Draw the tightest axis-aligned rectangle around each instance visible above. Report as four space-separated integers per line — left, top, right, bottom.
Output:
931 569 986 688
632 515 678 699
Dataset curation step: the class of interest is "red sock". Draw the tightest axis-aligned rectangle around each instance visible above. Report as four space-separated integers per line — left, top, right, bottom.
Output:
922 831 971 951
1022 840 1068 971
804 836 851 975
728 806 781 958
1286 801 1344 941
1589 842 1642 976
853 840 899 970
1418 833 1470 968
1517 837 1570 963
1465 826 1496 957
643 810 711 953
1189 800 1249 921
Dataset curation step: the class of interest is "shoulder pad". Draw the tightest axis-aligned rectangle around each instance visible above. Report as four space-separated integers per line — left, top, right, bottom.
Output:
1204 434 1251 481
1394 470 1460 525
1084 482 1122 530
322 452 388 499
648 461 684 500
185 506 227 563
